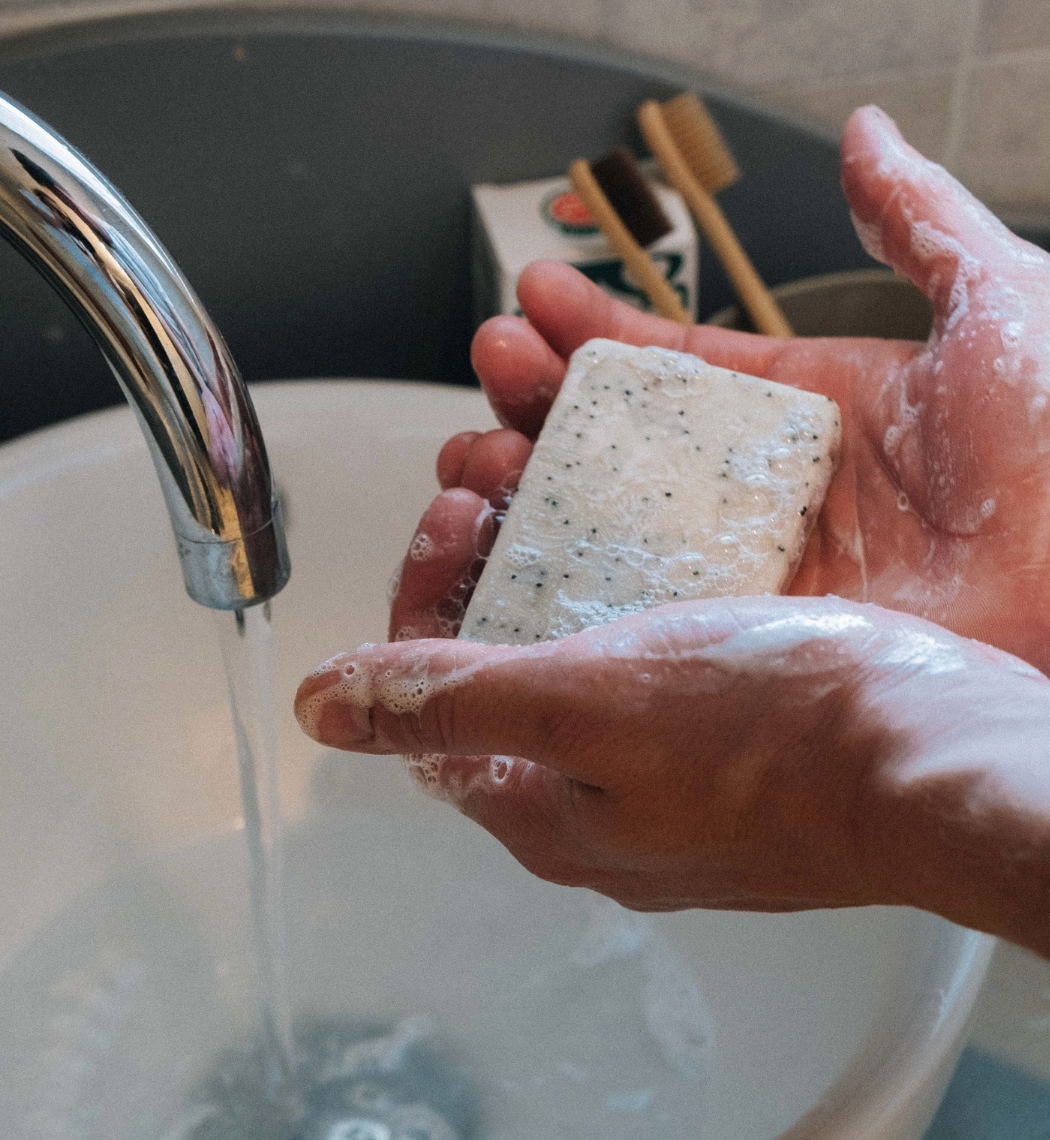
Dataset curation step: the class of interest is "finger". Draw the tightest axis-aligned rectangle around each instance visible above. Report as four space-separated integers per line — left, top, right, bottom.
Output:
436 431 481 489
517 259 696 359
294 634 621 784
296 598 801 779
496 260 914 421
695 328 919 410
458 429 533 510
387 489 494 641
515 260 809 392
840 105 1041 321
470 314 566 439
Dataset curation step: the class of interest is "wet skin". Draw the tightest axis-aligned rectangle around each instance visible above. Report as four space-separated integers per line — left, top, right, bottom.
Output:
297 107 1050 959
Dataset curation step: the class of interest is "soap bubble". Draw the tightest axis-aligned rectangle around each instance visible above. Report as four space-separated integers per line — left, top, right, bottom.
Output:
409 534 437 563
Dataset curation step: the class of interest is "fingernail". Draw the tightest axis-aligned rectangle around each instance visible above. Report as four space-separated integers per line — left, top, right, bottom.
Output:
315 699 374 748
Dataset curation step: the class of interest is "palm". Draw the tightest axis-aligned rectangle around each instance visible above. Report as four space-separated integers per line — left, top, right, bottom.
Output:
713 312 1050 671
392 107 1050 673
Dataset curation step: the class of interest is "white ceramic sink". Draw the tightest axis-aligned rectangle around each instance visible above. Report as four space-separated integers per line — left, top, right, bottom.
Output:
0 380 993 1139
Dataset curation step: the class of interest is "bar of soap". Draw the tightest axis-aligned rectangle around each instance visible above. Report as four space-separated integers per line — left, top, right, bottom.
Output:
460 338 840 645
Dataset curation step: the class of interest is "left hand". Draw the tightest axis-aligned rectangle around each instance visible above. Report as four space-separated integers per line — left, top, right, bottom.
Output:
393 106 1050 674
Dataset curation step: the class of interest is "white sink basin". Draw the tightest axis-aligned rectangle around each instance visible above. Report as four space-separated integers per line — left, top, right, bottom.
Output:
0 380 993 1139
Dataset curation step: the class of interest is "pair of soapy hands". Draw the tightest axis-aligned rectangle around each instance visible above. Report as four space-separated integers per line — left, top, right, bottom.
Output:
297 107 1050 956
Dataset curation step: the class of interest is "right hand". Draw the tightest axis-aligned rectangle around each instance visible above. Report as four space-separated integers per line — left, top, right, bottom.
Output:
392 106 1050 674
298 595 1050 956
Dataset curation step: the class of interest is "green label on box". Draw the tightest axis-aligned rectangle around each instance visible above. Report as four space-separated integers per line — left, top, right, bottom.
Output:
577 255 687 310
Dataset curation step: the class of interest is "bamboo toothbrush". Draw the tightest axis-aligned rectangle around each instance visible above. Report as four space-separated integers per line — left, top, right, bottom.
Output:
637 94 793 337
568 148 692 325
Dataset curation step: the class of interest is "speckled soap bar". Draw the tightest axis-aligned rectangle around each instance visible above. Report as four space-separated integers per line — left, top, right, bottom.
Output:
460 338 840 645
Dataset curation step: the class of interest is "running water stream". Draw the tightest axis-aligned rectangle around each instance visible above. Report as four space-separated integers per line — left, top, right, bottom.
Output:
216 604 299 1117
208 606 468 1140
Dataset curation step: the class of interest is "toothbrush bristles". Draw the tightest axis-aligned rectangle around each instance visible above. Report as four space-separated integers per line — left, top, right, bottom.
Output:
661 93 740 194
589 146 673 248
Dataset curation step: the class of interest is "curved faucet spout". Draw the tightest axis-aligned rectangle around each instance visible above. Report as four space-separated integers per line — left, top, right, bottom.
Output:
0 92 289 609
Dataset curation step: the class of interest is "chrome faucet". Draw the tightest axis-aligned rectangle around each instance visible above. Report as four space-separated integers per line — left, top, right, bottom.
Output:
0 91 289 609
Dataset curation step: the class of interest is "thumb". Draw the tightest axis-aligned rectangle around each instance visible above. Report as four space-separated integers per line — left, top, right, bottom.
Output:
841 105 1028 327
294 636 611 784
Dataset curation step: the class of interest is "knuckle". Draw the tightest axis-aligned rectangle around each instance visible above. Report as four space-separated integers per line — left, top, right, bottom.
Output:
431 694 461 753
409 692 460 754
389 711 430 753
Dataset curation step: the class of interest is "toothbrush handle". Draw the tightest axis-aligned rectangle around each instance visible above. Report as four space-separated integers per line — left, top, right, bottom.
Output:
637 102 793 338
687 183 794 337
568 159 692 326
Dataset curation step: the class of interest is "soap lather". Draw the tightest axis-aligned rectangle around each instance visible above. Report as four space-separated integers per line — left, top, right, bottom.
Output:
461 338 840 645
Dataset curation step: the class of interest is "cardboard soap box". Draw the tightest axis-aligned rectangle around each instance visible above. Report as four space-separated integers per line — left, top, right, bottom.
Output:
471 174 698 326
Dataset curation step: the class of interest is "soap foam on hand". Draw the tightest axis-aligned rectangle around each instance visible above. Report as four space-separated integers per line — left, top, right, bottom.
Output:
460 338 841 645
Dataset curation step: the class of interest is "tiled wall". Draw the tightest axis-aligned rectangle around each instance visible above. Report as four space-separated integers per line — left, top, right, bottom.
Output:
745 0 1050 222
0 0 1046 216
